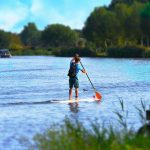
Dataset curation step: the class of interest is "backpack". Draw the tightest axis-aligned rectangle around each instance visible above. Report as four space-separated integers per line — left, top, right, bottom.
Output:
68 62 76 77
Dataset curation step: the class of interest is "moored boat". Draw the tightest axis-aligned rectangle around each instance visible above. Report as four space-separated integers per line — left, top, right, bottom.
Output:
0 49 11 58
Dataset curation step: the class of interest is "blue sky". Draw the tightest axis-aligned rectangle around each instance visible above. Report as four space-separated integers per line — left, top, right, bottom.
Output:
0 0 111 33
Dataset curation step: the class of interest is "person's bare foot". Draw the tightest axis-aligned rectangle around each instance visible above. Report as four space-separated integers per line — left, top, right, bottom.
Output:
69 99 73 104
75 97 79 102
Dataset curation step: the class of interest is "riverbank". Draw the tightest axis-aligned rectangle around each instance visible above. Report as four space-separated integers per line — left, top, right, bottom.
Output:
10 49 52 56
10 46 150 58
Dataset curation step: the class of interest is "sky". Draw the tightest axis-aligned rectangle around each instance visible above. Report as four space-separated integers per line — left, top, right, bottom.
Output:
0 0 111 33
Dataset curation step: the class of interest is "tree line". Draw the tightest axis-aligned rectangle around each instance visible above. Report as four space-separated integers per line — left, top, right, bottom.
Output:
0 0 150 57
0 23 79 55
84 0 150 50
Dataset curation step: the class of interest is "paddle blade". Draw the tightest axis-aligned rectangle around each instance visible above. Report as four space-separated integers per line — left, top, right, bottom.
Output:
95 92 102 100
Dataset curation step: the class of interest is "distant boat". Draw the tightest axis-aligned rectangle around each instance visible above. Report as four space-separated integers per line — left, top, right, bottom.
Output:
0 49 12 58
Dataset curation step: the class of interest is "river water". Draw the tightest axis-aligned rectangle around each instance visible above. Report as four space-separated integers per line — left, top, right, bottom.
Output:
0 56 150 149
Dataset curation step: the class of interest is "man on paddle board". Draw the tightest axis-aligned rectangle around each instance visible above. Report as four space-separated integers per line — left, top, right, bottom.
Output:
68 54 86 100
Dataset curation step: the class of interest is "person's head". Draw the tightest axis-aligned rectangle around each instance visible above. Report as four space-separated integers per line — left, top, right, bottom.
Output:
74 54 80 63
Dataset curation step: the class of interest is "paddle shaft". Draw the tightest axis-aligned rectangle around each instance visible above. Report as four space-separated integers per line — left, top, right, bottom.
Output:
80 61 96 93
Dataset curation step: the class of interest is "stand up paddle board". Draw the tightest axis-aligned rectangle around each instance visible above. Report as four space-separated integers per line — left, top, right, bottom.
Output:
51 98 100 104
0 98 100 106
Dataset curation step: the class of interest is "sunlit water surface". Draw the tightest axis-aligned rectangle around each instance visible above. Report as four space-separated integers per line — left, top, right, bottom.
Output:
0 56 150 150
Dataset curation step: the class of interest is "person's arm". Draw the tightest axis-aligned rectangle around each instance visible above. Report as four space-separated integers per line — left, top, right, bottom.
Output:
78 64 87 74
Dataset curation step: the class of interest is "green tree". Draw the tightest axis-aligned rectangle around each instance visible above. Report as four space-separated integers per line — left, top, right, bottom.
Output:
83 7 120 51
0 30 10 48
20 22 41 48
110 0 149 8
9 33 24 50
123 2 144 45
41 24 78 48
75 38 86 48
113 3 131 46
140 2 150 46
111 2 146 46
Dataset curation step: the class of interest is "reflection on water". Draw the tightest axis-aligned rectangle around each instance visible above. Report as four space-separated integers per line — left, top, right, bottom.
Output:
68 98 79 113
69 102 79 113
0 56 150 150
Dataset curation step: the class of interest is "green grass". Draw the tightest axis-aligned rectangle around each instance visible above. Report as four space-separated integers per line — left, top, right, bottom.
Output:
32 100 150 150
33 118 150 150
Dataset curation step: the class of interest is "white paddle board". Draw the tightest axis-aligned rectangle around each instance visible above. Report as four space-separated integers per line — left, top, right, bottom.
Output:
51 98 100 104
0 98 100 106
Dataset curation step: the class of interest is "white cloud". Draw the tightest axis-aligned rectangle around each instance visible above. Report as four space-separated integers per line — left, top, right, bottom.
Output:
53 11 86 29
29 0 111 30
0 0 111 32
29 0 90 29
0 1 29 32
30 0 44 15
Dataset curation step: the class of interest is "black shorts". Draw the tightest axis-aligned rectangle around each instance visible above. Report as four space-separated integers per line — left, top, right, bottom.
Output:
69 77 79 88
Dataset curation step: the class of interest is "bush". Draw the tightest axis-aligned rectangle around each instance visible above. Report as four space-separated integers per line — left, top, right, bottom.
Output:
32 118 150 150
10 49 52 56
143 48 150 58
31 100 150 150
107 46 146 58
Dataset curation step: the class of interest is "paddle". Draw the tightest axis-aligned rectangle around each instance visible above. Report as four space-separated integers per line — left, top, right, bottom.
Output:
79 61 102 101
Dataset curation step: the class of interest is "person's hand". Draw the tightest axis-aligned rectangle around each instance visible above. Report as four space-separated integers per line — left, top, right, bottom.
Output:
82 69 87 74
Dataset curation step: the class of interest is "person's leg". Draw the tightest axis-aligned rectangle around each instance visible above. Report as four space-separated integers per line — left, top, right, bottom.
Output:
75 88 78 98
69 78 73 100
69 88 73 100
74 78 79 98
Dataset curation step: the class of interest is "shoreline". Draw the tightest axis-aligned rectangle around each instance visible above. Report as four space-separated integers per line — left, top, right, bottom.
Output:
9 45 150 58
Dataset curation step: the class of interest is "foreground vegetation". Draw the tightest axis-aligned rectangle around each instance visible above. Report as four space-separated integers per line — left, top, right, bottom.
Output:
33 119 150 150
0 0 150 57
32 101 150 150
